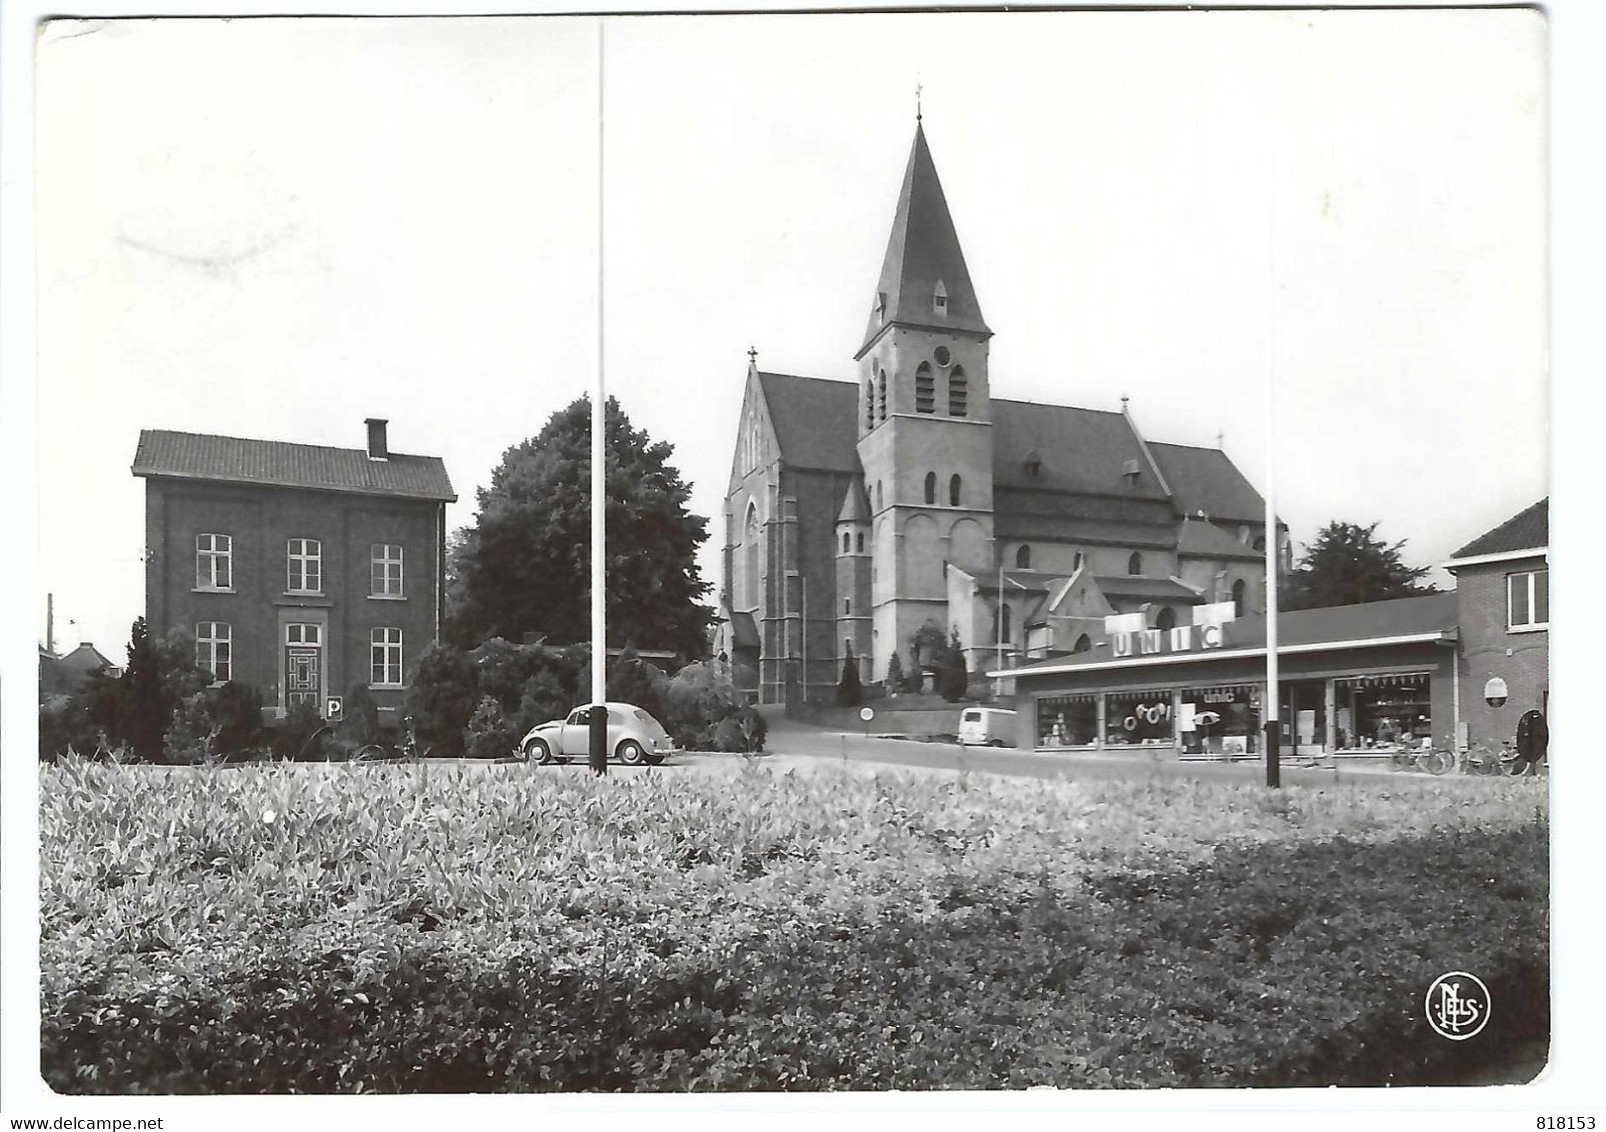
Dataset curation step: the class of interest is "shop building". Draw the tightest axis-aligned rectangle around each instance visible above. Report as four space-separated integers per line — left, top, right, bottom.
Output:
997 593 1460 759
1442 498 1547 750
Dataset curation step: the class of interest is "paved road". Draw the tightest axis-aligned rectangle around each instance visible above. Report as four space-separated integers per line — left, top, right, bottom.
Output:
753 715 1458 788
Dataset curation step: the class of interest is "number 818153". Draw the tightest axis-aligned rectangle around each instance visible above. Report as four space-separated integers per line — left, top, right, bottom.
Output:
1538 1119 1595 1130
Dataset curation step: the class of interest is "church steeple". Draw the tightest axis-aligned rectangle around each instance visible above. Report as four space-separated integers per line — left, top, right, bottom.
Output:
858 122 991 359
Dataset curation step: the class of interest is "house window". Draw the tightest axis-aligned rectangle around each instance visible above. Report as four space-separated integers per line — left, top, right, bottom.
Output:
924 472 937 505
1128 552 1143 575
287 538 322 594
877 370 888 423
371 627 404 687
856 532 865 553
195 533 232 590
863 379 874 431
949 367 968 417
915 363 936 413
1073 634 1092 653
1024 452 1042 478
1508 569 1549 631
842 532 851 553
875 481 884 510
743 503 760 609
195 621 231 683
371 544 404 597
844 599 851 615
1232 578 1248 617
1016 545 1031 569
933 279 948 315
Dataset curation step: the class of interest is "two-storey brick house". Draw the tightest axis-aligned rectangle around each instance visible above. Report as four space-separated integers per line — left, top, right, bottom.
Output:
132 419 455 726
1443 498 1548 751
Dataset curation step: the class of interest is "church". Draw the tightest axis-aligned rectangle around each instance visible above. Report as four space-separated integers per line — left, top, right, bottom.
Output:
717 120 1286 706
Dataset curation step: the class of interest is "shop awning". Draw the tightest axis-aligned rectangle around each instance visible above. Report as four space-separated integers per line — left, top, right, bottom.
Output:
989 592 1459 680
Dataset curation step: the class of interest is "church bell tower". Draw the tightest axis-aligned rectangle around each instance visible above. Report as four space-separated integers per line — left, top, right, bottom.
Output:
855 119 996 678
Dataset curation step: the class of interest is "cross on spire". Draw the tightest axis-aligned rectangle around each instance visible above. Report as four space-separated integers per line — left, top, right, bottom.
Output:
747 345 758 365
915 81 923 122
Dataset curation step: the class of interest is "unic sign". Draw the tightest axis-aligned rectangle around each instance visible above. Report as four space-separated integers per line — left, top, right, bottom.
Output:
1111 623 1226 658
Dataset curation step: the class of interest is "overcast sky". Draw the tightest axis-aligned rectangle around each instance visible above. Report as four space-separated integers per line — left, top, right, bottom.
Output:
34 10 1546 658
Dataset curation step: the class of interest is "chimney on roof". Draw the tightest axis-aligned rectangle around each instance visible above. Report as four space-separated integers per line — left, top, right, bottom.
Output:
365 418 389 461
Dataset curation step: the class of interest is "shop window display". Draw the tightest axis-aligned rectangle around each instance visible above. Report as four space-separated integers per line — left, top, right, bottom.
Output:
1105 690 1174 746
1037 694 1098 747
1178 685 1259 757
1336 673 1431 750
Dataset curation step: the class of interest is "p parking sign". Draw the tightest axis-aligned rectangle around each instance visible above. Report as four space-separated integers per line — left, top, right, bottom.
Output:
326 696 343 721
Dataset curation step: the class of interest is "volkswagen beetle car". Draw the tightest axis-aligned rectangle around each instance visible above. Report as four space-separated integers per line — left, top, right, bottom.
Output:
517 702 679 766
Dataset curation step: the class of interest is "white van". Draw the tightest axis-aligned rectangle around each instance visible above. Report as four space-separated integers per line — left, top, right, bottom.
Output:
958 707 1018 747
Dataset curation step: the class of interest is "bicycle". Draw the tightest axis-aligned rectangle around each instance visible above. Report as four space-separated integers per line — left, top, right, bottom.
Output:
1389 742 1453 775
354 717 432 763
1460 741 1507 776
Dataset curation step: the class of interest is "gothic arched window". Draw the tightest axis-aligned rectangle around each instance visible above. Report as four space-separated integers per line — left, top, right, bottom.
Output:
924 472 937 505
1128 552 1143 576
876 369 888 424
1232 578 1248 617
743 503 760 609
949 474 962 507
842 532 851 553
1015 544 1031 569
863 379 874 431
876 481 883 510
915 363 935 414
949 366 968 417
855 532 864 553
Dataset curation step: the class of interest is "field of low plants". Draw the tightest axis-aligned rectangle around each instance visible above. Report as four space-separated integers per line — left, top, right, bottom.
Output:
39 756 1548 1093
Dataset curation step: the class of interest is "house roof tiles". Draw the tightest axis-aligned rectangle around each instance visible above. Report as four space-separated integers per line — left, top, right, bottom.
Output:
1449 498 1548 560
132 429 456 501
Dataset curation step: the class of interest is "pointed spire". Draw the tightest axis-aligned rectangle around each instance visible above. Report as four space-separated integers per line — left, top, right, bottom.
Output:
858 122 991 358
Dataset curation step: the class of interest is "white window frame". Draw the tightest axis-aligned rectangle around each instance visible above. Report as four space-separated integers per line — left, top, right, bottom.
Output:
371 543 405 598
287 538 322 594
195 533 233 591
1507 569 1549 632
195 621 232 684
371 627 404 688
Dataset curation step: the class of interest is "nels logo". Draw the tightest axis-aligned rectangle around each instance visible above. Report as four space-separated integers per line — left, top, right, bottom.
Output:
1425 971 1491 1040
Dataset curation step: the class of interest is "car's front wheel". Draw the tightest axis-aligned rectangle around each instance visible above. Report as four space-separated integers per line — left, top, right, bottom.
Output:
617 739 646 766
524 737 554 765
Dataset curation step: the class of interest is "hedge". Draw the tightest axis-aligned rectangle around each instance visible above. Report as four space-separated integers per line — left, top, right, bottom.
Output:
39 759 1547 1092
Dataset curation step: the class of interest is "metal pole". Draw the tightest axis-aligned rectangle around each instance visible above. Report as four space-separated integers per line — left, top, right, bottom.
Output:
800 576 807 708
1262 147 1280 790
589 22 608 778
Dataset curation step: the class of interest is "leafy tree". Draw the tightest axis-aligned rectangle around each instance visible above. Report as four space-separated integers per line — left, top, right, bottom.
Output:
1280 521 1438 612
606 646 670 724
938 628 969 702
836 653 863 707
403 642 477 758
464 695 518 761
208 682 264 756
448 396 713 658
884 651 905 695
117 619 210 762
335 683 384 753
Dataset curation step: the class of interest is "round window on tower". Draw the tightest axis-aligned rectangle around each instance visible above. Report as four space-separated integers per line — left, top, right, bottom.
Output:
933 346 951 367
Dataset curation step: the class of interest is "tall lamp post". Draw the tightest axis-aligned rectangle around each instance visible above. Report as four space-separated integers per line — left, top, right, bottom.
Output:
588 23 608 777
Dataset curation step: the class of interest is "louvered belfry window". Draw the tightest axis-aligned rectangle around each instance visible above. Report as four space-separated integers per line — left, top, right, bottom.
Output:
949 367 968 417
915 363 935 414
